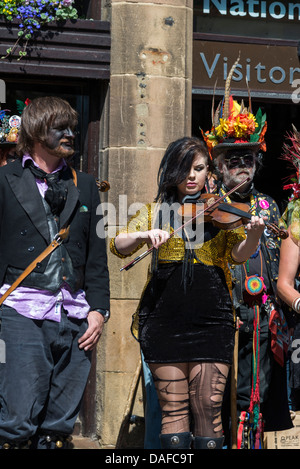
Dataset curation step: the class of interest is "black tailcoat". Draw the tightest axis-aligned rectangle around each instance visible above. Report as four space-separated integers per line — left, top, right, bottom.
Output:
0 158 110 311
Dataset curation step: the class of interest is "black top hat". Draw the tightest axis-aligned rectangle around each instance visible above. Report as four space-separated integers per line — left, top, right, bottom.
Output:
211 140 262 158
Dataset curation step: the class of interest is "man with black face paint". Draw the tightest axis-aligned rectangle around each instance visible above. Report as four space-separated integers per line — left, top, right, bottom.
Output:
200 57 293 448
212 134 293 448
0 97 110 449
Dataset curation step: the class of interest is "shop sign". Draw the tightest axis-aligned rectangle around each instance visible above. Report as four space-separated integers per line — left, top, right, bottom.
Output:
193 41 300 97
199 0 300 21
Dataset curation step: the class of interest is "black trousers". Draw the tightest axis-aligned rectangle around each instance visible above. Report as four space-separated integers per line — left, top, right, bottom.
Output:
0 305 91 443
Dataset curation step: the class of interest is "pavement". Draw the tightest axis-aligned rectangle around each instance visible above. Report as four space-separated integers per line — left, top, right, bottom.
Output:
71 436 101 450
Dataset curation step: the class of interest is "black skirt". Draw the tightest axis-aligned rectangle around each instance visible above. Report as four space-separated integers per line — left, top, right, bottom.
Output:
138 263 235 364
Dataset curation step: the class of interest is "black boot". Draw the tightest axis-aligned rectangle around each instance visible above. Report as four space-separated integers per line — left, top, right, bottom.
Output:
159 432 192 449
0 438 32 449
193 436 224 449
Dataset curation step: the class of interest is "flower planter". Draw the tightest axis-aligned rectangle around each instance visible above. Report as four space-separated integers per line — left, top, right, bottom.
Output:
0 18 110 79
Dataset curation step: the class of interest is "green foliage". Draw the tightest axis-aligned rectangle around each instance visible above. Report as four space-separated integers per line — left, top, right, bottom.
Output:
250 108 267 142
0 0 79 60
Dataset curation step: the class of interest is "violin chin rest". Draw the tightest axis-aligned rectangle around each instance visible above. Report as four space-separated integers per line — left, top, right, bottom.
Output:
181 191 202 204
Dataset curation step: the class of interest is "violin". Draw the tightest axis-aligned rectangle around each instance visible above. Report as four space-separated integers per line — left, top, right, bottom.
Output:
96 180 110 192
120 177 288 272
178 193 288 239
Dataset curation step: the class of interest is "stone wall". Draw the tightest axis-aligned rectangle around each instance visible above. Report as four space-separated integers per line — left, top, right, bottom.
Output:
97 0 193 448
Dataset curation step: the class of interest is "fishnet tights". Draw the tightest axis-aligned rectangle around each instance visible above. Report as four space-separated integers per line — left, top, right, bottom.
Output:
149 362 229 437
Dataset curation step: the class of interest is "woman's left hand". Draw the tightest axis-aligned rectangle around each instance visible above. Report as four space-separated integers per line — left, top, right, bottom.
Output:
245 215 265 238
231 215 266 263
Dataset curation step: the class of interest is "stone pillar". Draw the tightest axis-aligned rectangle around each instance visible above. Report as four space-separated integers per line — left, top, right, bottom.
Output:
97 0 193 448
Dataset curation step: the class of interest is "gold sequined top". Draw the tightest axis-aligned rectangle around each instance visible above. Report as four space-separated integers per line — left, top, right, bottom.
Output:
110 203 246 268
110 203 246 338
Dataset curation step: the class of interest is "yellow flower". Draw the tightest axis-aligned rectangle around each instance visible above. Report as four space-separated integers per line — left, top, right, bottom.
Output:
233 117 248 138
215 118 229 137
247 113 258 128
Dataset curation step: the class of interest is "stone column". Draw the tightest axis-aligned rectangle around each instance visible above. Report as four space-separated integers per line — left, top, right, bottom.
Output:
97 0 193 448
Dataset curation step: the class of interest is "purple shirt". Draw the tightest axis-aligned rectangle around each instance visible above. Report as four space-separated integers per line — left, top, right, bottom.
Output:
0 155 90 322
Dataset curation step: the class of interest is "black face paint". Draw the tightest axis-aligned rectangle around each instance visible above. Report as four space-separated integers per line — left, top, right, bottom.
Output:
44 127 75 159
224 153 255 169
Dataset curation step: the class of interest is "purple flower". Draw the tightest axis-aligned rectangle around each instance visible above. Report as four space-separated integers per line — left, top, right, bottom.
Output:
61 0 74 6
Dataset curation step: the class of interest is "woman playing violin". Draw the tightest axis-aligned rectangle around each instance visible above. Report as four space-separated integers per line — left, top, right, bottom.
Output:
110 136 265 449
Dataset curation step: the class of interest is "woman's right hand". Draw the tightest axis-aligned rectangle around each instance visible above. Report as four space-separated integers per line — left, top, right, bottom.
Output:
141 229 170 249
115 229 170 255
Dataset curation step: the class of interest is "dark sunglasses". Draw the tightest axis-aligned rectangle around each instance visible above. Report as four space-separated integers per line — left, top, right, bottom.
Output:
224 154 255 169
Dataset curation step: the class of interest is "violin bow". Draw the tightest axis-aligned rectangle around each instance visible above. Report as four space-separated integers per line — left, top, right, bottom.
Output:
120 177 251 272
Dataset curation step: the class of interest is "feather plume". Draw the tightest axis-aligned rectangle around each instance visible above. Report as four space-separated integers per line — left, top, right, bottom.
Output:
282 127 300 164
214 101 222 128
246 76 252 114
211 80 218 126
223 53 241 119
281 126 300 183
240 99 247 114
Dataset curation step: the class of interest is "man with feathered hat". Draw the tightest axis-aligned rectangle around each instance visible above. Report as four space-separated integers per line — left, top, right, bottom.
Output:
202 57 292 448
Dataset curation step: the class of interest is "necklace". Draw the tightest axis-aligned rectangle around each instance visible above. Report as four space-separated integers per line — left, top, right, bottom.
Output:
242 249 268 433
221 185 266 433
221 183 255 200
243 250 266 300
220 185 257 212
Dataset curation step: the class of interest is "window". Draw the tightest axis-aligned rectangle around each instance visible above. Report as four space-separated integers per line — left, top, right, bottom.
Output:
74 0 102 20
4 76 108 177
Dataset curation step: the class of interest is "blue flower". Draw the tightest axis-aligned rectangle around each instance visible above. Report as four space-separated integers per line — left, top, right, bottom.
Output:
2 0 78 59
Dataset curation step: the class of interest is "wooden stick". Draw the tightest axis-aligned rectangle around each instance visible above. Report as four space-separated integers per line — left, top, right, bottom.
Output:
115 358 142 449
231 325 239 449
